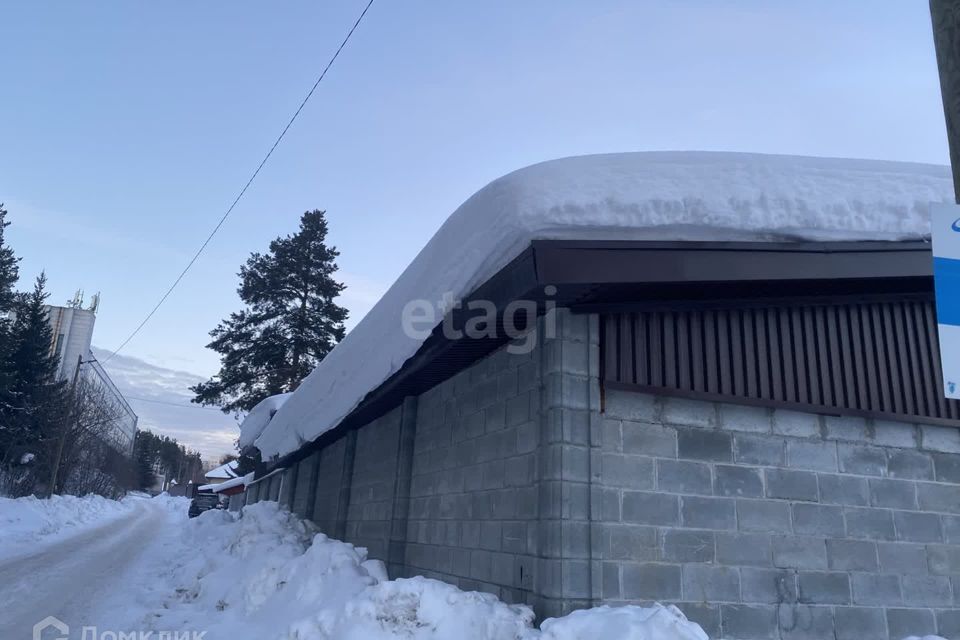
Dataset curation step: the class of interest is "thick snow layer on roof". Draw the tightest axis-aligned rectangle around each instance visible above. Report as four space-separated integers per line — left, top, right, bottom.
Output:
204 459 239 480
251 151 953 459
236 392 292 450
199 472 254 493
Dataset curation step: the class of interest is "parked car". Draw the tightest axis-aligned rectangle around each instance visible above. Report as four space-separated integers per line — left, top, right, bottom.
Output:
188 491 225 518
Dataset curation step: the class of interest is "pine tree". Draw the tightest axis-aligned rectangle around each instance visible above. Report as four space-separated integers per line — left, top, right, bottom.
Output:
0 204 20 385
133 431 156 490
0 204 19 462
192 210 348 413
0 204 19 312
6 274 66 458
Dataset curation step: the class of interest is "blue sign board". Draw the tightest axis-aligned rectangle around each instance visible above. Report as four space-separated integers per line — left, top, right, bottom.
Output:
932 203 960 399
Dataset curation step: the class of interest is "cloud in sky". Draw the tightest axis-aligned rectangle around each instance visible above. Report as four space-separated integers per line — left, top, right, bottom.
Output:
92 347 238 461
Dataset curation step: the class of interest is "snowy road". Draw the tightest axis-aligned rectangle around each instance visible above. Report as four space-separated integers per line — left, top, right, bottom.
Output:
0 500 168 639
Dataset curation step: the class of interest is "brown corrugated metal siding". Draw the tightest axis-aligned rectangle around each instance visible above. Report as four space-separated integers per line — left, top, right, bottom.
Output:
602 298 960 426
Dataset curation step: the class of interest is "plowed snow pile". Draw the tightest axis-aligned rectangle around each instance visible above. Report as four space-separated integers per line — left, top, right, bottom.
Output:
153 502 707 640
76 500 947 640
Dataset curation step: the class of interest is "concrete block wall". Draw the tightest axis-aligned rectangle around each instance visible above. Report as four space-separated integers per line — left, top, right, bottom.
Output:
245 310 595 618
248 332 546 605
345 406 403 561
281 434 352 537
278 466 297 509
537 310 601 617
291 454 317 519
312 436 350 536
601 388 960 639
245 470 284 507
244 479 260 505
268 472 281 501
245 307 960 638
400 334 542 606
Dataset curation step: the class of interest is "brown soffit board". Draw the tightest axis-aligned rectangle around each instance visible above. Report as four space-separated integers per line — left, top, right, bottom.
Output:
531 239 934 285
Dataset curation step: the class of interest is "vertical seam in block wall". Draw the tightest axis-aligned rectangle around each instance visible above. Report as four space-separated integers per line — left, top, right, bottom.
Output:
559 331 566 604
590 313 601 607
284 463 299 510
598 316 606 414
553 315 565 603
536 311 559 609
303 452 321 522
335 428 358 541
387 397 418 574
385 407 404 555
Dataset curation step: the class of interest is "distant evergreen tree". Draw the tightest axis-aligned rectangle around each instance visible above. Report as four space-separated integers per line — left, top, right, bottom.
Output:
192 210 348 413
0 204 19 463
132 431 156 490
234 449 260 476
130 429 204 490
218 453 238 466
0 204 18 312
5 274 65 460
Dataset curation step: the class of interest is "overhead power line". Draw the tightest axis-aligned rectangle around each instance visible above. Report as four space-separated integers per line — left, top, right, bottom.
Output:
103 0 376 363
125 395 227 412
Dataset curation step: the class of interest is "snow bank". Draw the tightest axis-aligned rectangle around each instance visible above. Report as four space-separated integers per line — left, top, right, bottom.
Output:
0 493 143 560
154 502 537 639
238 392 292 450
100 499 944 640
252 152 953 459
144 502 704 639
539 605 707 640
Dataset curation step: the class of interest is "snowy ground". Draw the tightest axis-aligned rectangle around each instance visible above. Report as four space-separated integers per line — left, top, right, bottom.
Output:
0 496 176 637
0 495 948 639
0 492 150 562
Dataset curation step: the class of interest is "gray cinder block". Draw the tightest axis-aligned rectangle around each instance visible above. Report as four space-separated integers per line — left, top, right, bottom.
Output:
621 563 682 600
715 465 763 498
766 469 819 502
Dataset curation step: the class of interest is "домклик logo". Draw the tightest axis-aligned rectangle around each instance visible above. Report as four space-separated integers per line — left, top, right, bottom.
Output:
33 616 68 640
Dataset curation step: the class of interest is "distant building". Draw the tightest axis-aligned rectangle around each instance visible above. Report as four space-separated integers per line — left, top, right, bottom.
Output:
47 301 97 382
45 292 138 455
149 458 189 495
203 460 239 484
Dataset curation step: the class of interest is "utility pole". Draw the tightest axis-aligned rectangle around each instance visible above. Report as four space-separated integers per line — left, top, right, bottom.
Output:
48 354 83 496
931 0 960 202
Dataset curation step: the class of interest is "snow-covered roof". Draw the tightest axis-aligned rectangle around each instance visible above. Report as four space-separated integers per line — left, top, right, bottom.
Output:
236 393 292 450
204 460 240 480
199 472 254 493
249 151 954 459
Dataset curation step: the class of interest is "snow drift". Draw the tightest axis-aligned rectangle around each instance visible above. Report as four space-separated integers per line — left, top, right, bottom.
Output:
137 501 946 640
0 493 146 561
251 152 954 458
148 501 709 639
